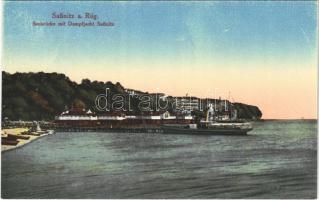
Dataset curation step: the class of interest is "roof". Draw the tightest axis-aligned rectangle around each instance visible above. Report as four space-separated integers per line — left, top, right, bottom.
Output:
60 108 96 116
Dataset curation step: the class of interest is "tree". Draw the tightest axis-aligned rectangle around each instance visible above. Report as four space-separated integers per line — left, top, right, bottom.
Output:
73 99 86 109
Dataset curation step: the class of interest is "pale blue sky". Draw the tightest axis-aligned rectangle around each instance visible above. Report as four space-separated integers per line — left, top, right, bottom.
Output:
3 1 317 71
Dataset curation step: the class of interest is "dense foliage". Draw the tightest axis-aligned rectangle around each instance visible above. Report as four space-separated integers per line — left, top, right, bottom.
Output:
2 71 125 120
2 71 262 120
233 103 262 120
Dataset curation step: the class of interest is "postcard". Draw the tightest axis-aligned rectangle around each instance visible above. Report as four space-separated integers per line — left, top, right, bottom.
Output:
1 1 317 199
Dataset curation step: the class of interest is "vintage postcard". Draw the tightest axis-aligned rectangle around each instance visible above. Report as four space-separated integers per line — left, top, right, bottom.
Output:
1 1 317 199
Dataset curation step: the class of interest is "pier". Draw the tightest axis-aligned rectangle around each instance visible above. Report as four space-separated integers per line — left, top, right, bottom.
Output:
54 127 164 133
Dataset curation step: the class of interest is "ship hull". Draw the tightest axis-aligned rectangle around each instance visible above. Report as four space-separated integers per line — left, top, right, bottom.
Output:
162 127 252 135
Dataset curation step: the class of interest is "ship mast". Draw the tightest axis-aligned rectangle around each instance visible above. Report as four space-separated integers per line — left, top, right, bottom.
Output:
224 99 227 111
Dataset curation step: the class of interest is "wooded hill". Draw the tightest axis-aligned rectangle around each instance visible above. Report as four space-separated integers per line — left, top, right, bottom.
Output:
2 71 262 120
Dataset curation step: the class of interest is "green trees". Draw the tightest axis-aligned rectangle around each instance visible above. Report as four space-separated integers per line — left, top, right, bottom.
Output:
1 71 127 120
1 71 262 121
73 99 86 109
3 72 52 120
233 103 262 120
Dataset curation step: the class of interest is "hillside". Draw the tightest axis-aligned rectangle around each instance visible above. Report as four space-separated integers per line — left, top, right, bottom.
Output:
2 71 262 120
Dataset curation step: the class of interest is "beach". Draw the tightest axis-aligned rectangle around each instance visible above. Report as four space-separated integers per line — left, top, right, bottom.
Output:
1 128 49 152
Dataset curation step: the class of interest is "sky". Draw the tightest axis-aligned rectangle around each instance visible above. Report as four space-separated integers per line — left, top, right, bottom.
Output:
2 1 318 119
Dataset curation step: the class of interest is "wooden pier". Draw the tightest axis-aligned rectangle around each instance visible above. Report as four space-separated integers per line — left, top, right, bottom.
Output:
54 127 164 133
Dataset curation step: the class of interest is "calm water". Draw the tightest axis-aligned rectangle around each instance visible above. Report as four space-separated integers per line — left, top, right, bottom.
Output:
2 120 317 199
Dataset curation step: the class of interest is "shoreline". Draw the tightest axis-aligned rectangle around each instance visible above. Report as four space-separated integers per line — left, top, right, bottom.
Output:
1 128 50 153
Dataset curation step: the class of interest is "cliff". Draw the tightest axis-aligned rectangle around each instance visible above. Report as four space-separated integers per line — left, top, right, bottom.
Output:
233 103 262 120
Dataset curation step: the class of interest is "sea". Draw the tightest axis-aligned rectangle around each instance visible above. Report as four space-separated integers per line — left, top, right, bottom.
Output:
1 120 317 199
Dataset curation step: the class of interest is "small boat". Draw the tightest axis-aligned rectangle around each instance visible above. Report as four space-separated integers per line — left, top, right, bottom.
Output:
21 132 41 136
46 130 55 135
31 122 55 135
2 138 19 146
7 134 30 140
